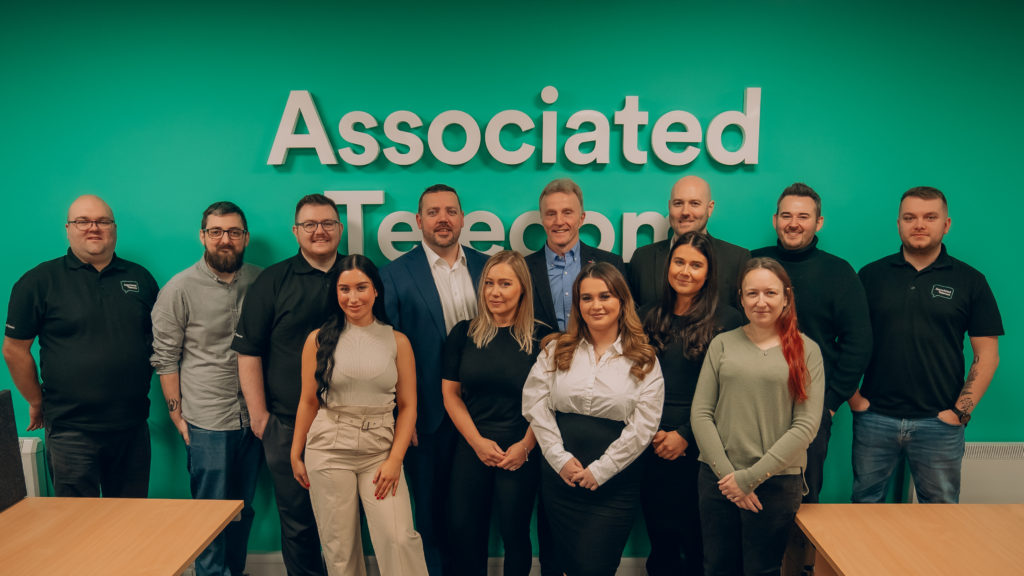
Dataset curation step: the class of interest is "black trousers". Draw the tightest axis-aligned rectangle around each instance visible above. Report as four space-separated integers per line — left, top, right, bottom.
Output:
263 413 326 576
447 432 540 576
45 421 150 498
802 406 832 503
541 413 641 576
697 464 803 576
405 415 457 576
642 445 702 576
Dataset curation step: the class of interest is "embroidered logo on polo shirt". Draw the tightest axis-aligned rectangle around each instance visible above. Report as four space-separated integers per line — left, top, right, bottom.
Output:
121 280 140 294
931 284 954 300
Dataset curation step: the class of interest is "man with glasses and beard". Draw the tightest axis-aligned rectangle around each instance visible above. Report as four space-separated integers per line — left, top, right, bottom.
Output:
4 194 158 498
151 201 264 576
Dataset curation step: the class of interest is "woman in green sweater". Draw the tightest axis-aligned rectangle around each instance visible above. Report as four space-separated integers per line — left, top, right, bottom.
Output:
691 257 824 576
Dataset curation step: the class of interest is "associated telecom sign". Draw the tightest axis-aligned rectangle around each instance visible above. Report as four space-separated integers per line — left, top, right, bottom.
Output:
267 87 761 168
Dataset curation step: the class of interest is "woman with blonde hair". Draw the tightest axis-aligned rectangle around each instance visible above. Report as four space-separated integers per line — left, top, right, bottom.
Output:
523 262 664 576
442 250 552 576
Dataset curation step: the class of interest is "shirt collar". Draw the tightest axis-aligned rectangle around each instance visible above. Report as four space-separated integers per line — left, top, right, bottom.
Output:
774 235 819 262
888 243 953 271
544 240 581 268
423 242 466 269
196 256 237 285
64 248 123 272
293 249 340 274
579 334 624 359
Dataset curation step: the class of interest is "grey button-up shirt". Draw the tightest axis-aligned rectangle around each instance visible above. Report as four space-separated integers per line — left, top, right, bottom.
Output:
151 258 262 430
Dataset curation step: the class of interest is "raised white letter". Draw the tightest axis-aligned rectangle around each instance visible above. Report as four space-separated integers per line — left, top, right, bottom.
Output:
267 90 337 165
706 87 761 165
582 211 616 252
510 211 542 254
428 110 481 166
378 211 421 261
541 86 559 164
564 111 610 165
462 211 506 255
382 111 424 166
651 111 703 166
485 110 536 165
324 190 384 255
622 212 670 263
337 111 380 166
614 96 648 164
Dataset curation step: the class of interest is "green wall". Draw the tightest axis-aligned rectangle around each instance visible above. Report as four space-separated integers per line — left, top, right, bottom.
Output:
3 0 1020 555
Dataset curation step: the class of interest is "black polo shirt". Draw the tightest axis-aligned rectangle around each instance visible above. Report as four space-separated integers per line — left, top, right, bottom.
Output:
231 251 343 420
858 245 1003 419
5 250 158 431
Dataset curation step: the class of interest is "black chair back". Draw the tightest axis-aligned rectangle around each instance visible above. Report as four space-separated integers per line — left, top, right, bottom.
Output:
0 389 28 512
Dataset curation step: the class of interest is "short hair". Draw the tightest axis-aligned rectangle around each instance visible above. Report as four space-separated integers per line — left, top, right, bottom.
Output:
539 178 584 210
901 186 948 209
418 184 462 214
777 183 822 218
201 201 247 230
294 194 339 221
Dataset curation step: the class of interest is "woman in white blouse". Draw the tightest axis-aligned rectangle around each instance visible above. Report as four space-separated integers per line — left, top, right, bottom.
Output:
523 262 664 576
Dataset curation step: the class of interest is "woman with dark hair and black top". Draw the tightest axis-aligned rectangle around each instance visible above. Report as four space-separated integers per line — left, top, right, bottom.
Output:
441 250 551 576
523 262 664 576
290 254 428 576
641 231 743 576
692 257 824 576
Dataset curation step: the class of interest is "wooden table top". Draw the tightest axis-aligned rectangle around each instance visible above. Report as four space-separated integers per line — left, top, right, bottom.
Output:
0 497 243 576
796 503 1024 576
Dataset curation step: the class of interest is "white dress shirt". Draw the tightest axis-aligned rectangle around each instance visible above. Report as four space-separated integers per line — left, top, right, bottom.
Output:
423 243 477 333
522 337 664 486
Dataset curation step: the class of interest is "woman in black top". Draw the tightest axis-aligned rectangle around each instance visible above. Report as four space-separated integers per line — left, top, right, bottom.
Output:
641 231 743 576
442 250 549 576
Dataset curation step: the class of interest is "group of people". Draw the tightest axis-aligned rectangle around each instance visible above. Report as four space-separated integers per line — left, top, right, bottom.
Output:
2 175 1002 576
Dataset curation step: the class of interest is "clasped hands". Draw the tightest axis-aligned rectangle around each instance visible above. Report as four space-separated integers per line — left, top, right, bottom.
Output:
718 472 762 513
558 458 599 491
472 437 529 471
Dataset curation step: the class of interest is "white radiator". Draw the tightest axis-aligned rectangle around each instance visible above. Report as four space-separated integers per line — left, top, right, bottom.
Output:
19 437 45 497
910 442 1024 503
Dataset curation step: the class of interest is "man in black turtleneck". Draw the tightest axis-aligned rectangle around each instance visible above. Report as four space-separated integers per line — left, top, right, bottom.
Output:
752 182 872 575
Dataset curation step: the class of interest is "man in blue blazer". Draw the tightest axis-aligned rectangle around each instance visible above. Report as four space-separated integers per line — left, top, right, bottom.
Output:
381 184 488 576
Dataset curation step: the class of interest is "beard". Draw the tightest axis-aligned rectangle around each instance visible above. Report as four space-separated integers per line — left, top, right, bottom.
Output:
205 246 245 274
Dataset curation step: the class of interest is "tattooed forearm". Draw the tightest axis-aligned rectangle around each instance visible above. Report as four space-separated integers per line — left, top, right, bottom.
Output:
956 356 981 412
167 398 180 413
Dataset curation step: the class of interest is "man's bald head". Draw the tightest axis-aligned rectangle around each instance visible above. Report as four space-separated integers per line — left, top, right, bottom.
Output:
668 176 715 236
66 194 117 268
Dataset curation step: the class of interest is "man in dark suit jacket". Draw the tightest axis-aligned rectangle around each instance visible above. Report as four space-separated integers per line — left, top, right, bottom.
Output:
525 178 626 332
628 175 750 310
380 184 488 576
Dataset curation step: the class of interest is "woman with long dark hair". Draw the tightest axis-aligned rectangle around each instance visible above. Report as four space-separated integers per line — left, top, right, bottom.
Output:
523 262 664 576
691 257 824 576
441 250 551 576
641 232 743 576
290 254 428 576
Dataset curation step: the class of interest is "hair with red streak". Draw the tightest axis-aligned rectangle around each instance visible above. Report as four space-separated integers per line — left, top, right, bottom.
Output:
741 257 808 402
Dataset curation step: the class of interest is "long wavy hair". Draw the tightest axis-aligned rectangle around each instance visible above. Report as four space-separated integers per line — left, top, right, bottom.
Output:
542 262 657 381
468 250 536 354
643 232 720 359
740 257 809 402
314 254 390 405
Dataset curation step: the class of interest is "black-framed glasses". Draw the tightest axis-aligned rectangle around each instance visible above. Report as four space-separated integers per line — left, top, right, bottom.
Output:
203 227 247 240
295 220 340 233
68 219 115 231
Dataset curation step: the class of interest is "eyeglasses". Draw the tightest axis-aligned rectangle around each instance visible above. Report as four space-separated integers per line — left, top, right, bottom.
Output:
295 220 340 233
68 219 115 231
203 227 247 240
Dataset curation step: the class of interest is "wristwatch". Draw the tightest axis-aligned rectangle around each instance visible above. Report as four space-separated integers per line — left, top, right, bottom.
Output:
951 406 971 425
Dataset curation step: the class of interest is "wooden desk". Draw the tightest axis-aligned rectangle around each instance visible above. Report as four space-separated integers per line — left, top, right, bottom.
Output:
796 503 1024 576
0 497 243 576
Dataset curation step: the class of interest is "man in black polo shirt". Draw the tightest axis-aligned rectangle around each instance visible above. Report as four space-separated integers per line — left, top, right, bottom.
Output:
752 183 872 576
232 194 344 576
851 186 1002 504
3 195 158 497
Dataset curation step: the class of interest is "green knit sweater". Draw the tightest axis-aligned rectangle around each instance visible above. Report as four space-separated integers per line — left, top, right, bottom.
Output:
691 327 824 493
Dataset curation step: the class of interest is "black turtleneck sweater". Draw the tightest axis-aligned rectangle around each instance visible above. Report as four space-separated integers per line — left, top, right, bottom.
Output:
751 237 872 412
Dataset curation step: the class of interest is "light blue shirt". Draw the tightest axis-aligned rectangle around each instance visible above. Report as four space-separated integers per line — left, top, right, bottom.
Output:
544 240 581 331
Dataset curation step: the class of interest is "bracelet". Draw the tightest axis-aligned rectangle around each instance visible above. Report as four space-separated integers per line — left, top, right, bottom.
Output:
520 444 529 462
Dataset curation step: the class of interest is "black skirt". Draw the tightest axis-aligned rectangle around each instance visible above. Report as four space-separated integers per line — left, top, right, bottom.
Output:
540 412 643 576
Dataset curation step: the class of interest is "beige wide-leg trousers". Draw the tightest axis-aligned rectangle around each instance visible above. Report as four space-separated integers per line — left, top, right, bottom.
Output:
305 405 428 576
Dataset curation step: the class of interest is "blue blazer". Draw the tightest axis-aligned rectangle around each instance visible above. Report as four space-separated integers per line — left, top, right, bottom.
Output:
380 244 488 434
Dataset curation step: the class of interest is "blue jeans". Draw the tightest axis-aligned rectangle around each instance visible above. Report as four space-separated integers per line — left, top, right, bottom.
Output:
851 410 965 504
187 424 264 576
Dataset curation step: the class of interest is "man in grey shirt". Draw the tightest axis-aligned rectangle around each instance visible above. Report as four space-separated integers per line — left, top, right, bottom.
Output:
151 201 263 576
